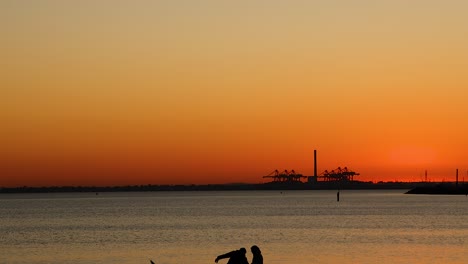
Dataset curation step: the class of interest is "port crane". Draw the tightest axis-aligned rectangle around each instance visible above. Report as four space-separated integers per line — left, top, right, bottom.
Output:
263 169 307 183
320 167 360 182
261 150 360 184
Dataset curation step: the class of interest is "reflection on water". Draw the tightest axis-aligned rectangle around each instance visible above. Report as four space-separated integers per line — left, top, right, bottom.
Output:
1 190 467 264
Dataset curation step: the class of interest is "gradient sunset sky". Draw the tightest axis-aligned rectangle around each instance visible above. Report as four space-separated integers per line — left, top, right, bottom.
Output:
2 1 468 187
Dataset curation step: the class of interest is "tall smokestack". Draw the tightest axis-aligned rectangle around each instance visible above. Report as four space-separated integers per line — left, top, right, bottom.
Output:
456 168 459 186
314 149 317 177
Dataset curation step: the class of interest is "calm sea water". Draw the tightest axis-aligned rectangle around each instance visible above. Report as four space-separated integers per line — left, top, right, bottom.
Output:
1 190 467 264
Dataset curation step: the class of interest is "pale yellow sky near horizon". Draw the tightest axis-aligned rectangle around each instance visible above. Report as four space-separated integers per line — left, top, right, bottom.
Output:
2 1 468 186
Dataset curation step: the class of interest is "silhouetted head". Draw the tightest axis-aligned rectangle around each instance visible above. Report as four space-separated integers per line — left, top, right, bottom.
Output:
239 248 247 254
251 245 261 255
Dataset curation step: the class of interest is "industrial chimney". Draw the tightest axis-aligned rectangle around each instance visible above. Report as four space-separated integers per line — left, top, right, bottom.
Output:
314 149 317 177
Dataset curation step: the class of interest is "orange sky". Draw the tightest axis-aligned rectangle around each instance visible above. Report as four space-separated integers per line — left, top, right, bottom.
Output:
2 1 468 187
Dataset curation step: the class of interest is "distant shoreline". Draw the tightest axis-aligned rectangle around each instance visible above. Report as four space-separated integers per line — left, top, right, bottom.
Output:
1 181 462 193
405 183 468 195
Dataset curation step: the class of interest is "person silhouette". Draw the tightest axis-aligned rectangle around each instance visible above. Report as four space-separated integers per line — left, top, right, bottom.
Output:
215 247 248 264
250 245 263 264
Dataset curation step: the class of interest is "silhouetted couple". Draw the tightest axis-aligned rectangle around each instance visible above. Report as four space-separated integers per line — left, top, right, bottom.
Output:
215 245 263 264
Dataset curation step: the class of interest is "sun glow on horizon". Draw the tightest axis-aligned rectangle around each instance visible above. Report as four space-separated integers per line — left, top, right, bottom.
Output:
388 146 437 167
